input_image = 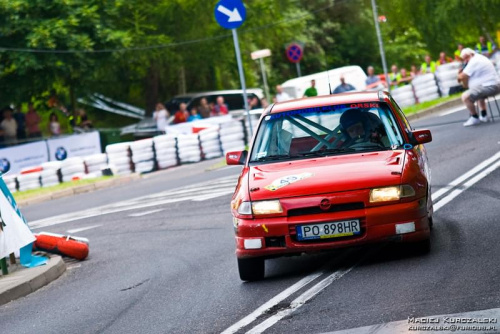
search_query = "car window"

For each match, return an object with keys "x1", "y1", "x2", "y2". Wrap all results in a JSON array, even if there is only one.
[{"x1": 249, "y1": 102, "x2": 405, "y2": 162}]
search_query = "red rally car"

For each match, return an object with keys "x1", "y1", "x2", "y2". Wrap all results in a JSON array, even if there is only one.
[{"x1": 226, "y1": 91, "x2": 433, "y2": 281}]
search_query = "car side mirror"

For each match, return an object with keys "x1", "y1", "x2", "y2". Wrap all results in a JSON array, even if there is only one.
[
  {"x1": 226, "y1": 150, "x2": 248, "y2": 165},
  {"x1": 410, "y1": 129, "x2": 432, "y2": 145}
]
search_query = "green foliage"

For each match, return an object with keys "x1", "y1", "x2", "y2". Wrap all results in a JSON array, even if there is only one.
[{"x1": 0, "y1": 0, "x2": 498, "y2": 117}]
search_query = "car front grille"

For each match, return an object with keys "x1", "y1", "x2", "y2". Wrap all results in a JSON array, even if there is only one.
[{"x1": 287, "y1": 202, "x2": 365, "y2": 217}]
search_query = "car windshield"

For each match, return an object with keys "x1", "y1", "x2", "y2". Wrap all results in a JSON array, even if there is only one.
[{"x1": 249, "y1": 102, "x2": 405, "y2": 162}]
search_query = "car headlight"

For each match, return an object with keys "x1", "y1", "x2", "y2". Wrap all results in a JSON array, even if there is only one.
[
  {"x1": 251, "y1": 200, "x2": 283, "y2": 215},
  {"x1": 370, "y1": 185, "x2": 415, "y2": 203}
]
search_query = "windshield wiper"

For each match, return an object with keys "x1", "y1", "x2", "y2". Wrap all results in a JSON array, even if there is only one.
[
  {"x1": 252, "y1": 154, "x2": 291, "y2": 162},
  {"x1": 297, "y1": 148, "x2": 356, "y2": 157}
]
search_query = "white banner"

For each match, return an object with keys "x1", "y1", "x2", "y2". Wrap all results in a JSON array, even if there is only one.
[
  {"x1": 47, "y1": 132, "x2": 102, "y2": 161},
  {"x1": 0, "y1": 176, "x2": 35, "y2": 259},
  {"x1": 0, "y1": 141, "x2": 49, "y2": 174}
]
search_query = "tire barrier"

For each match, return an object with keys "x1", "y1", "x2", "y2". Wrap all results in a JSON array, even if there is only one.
[
  {"x1": 130, "y1": 139, "x2": 155, "y2": 174},
  {"x1": 60, "y1": 157, "x2": 86, "y2": 183},
  {"x1": 83, "y1": 154, "x2": 108, "y2": 175},
  {"x1": 3, "y1": 174, "x2": 18, "y2": 193},
  {"x1": 412, "y1": 73, "x2": 441, "y2": 103},
  {"x1": 153, "y1": 134, "x2": 178, "y2": 170},
  {"x1": 245, "y1": 118, "x2": 260, "y2": 144},
  {"x1": 435, "y1": 62, "x2": 461, "y2": 97},
  {"x1": 199, "y1": 127, "x2": 222, "y2": 160},
  {"x1": 17, "y1": 171, "x2": 41, "y2": 192},
  {"x1": 219, "y1": 120, "x2": 246, "y2": 155},
  {"x1": 40, "y1": 161, "x2": 62, "y2": 188},
  {"x1": 390, "y1": 85, "x2": 416, "y2": 108},
  {"x1": 177, "y1": 134, "x2": 201, "y2": 163},
  {"x1": 106, "y1": 142, "x2": 133, "y2": 175}
]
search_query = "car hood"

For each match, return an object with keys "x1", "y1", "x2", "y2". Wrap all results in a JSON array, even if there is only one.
[{"x1": 248, "y1": 150, "x2": 405, "y2": 201}]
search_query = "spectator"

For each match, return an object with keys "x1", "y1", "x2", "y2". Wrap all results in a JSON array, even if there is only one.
[
  {"x1": 198, "y1": 98, "x2": 211, "y2": 119},
  {"x1": 410, "y1": 65, "x2": 420, "y2": 78},
  {"x1": 13, "y1": 107, "x2": 26, "y2": 141},
  {"x1": 48, "y1": 112, "x2": 61, "y2": 137},
  {"x1": 389, "y1": 64, "x2": 399, "y2": 86},
  {"x1": 303, "y1": 80, "x2": 318, "y2": 97},
  {"x1": 1, "y1": 108, "x2": 17, "y2": 145},
  {"x1": 261, "y1": 97, "x2": 269, "y2": 109},
  {"x1": 213, "y1": 96, "x2": 229, "y2": 116},
  {"x1": 153, "y1": 102, "x2": 169, "y2": 133},
  {"x1": 438, "y1": 52, "x2": 453, "y2": 65},
  {"x1": 365, "y1": 66, "x2": 386, "y2": 89},
  {"x1": 248, "y1": 96, "x2": 260, "y2": 110},
  {"x1": 78, "y1": 108, "x2": 93, "y2": 129},
  {"x1": 476, "y1": 36, "x2": 497, "y2": 58},
  {"x1": 188, "y1": 107, "x2": 202, "y2": 122},
  {"x1": 275, "y1": 85, "x2": 291, "y2": 102},
  {"x1": 454, "y1": 44, "x2": 464, "y2": 61},
  {"x1": 25, "y1": 103, "x2": 42, "y2": 138},
  {"x1": 173, "y1": 103, "x2": 189, "y2": 124},
  {"x1": 332, "y1": 74, "x2": 355, "y2": 94},
  {"x1": 420, "y1": 55, "x2": 437, "y2": 74},
  {"x1": 397, "y1": 68, "x2": 413, "y2": 87},
  {"x1": 458, "y1": 48, "x2": 500, "y2": 127}
]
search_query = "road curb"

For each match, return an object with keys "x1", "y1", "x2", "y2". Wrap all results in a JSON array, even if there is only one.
[
  {"x1": 406, "y1": 96, "x2": 463, "y2": 121},
  {"x1": 17, "y1": 174, "x2": 141, "y2": 207},
  {"x1": 0, "y1": 255, "x2": 66, "y2": 306}
]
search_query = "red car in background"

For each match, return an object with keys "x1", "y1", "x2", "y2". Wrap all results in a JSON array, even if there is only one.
[{"x1": 226, "y1": 91, "x2": 433, "y2": 281}]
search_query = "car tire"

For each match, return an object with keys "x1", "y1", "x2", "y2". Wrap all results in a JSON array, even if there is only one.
[{"x1": 238, "y1": 257, "x2": 265, "y2": 281}]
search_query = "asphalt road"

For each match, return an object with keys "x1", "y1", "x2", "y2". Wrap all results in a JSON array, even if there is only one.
[{"x1": 2, "y1": 105, "x2": 500, "y2": 334}]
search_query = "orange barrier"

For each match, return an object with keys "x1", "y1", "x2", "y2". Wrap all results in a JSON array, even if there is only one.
[{"x1": 34, "y1": 233, "x2": 89, "y2": 260}]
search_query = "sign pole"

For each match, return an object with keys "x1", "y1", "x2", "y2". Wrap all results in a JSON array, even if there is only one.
[
  {"x1": 296, "y1": 62, "x2": 302, "y2": 77},
  {"x1": 232, "y1": 28, "x2": 253, "y2": 136},
  {"x1": 371, "y1": 0, "x2": 390, "y2": 93},
  {"x1": 259, "y1": 58, "x2": 270, "y2": 103}
]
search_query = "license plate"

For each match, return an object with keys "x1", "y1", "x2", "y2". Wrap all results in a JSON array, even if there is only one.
[{"x1": 297, "y1": 220, "x2": 361, "y2": 241}]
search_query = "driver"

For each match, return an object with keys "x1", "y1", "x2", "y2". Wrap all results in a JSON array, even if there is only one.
[{"x1": 339, "y1": 109, "x2": 386, "y2": 147}]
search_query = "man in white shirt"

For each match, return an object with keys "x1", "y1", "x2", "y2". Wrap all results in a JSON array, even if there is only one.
[
  {"x1": 459, "y1": 48, "x2": 500, "y2": 127},
  {"x1": 1, "y1": 108, "x2": 18, "y2": 145},
  {"x1": 275, "y1": 85, "x2": 291, "y2": 103}
]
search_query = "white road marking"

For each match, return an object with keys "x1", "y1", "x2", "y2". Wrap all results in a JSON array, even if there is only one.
[
  {"x1": 438, "y1": 105, "x2": 464, "y2": 117},
  {"x1": 220, "y1": 272, "x2": 323, "y2": 334},
  {"x1": 432, "y1": 151, "x2": 500, "y2": 202},
  {"x1": 246, "y1": 266, "x2": 356, "y2": 334},
  {"x1": 28, "y1": 175, "x2": 238, "y2": 229},
  {"x1": 67, "y1": 225, "x2": 101, "y2": 234},
  {"x1": 128, "y1": 209, "x2": 164, "y2": 217},
  {"x1": 434, "y1": 159, "x2": 500, "y2": 212}
]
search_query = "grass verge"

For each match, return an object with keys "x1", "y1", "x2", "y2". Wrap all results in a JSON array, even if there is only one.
[
  {"x1": 403, "y1": 94, "x2": 461, "y2": 115},
  {"x1": 13, "y1": 176, "x2": 115, "y2": 202}
]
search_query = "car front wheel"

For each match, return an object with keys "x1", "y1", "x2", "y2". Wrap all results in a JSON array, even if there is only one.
[{"x1": 238, "y1": 257, "x2": 265, "y2": 281}]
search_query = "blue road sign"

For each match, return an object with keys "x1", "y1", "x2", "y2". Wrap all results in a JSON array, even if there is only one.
[
  {"x1": 286, "y1": 43, "x2": 303, "y2": 64},
  {"x1": 214, "y1": 0, "x2": 246, "y2": 30}
]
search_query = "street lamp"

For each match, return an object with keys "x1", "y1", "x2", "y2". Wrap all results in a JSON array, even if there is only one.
[
  {"x1": 251, "y1": 49, "x2": 271, "y2": 103},
  {"x1": 371, "y1": 0, "x2": 390, "y2": 93}
]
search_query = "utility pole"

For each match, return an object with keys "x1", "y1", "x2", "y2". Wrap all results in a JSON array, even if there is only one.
[{"x1": 371, "y1": 0, "x2": 390, "y2": 93}]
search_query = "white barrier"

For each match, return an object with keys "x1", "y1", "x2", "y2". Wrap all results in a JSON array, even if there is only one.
[
  {"x1": 199, "y1": 127, "x2": 222, "y2": 160},
  {"x1": 390, "y1": 85, "x2": 416, "y2": 108},
  {"x1": 130, "y1": 139, "x2": 155, "y2": 174},
  {"x1": 106, "y1": 142, "x2": 133, "y2": 175},
  {"x1": 17, "y1": 172, "x2": 41, "y2": 192},
  {"x1": 40, "y1": 161, "x2": 62, "y2": 187},
  {"x1": 153, "y1": 134, "x2": 178, "y2": 169},
  {"x1": 83, "y1": 154, "x2": 108, "y2": 174},
  {"x1": 219, "y1": 121, "x2": 246, "y2": 154},
  {"x1": 412, "y1": 73, "x2": 440, "y2": 103},
  {"x1": 3, "y1": 174, "x2": 17, "y2": 193},
  {"x1": 177, "y1": 134, "x2": 201, "y2": 163},
  {"x1": 435, "y1": 62, "x2": 461, "y2": 97},
  {"x1": 60, "y1": 157, "x2": 86, "y2": 182}
]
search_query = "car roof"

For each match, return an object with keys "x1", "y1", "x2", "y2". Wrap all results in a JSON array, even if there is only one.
[{"x1": 269, "y1": 91, "x2": 387, "y2": 114}]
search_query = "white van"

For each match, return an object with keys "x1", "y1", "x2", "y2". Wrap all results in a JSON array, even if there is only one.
[{"x1": 281, "y1": 65, "x2": 367, "y2": 99}]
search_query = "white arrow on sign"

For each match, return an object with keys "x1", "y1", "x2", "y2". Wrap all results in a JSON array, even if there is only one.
[{"x1": 217, "y1": 5, "x2": 242, "y2": 22}]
